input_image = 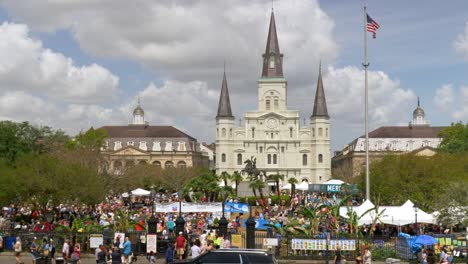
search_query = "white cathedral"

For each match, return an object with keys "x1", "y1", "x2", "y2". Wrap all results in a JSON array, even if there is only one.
[{"x1": 215, "y1": 11, "x2": 331, "y2": 184}]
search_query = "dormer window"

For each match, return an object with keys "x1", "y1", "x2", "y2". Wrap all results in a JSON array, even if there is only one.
[
  {"x1": 177, "y1": 142, "x2": 186, "y2": 151},
  {"x1": 152, "y1": 141, "x2": 161, "y2": 151},
  {"x1": 165, "y1": 141, "x2": 173, "y2": 151},
  {"x1": 114, "y1": 141, "x2": 122, "y2": 151},
  {"x1": 269, "y1": 56, "x2": 275, "y2": 68},
  {"x1": 127, "y1": 141, "x2": 134, "y2": 146},
  {"x1": 139, "y1": 141, "x2": 147, "y2": 151}
]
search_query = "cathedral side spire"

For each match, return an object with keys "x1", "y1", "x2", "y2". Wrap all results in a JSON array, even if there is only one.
[
  {"x1": 216, "y1": 70, "x2": 234, "y2": 119},
  {"x1": 261, "y1": 11, "x2": 284, "y2": 78},
  {"x1": 311, "y1": 63, "x2": 329, "y2": 119}
]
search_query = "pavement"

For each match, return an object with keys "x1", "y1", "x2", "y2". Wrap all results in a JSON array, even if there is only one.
[{"x1": 0, "y1": 252, "x2": 410, "y2": 263}]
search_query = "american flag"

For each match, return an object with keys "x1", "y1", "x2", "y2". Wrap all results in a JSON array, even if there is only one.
[{"x1": 366, "y1": 14, "x2": 380, "y2": 39}]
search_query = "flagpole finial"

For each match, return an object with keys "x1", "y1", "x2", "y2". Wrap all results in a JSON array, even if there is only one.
[
  {"x1": 319, "y1": 59, "x2": 322, "y2": 73},
  {"x1": 271, "y1": 0, "x2": 274, "y2": 11}
]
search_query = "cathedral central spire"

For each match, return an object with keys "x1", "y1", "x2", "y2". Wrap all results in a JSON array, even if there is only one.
[{"x1": 261, "y1": 11, "x2": 283, "y2": 78}]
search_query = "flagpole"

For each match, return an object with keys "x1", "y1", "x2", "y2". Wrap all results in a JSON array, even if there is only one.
[{"x1": 363, "y1": 6, "x2": 370, "y2": 201}]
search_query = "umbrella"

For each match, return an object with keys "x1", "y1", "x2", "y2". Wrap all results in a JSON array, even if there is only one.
[{"x1": 413, "y1": 235, "x2": 438, "y2": 246}]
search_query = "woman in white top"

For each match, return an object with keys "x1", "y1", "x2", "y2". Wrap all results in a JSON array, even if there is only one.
[
  {"x1": 363, "y1": 248, "x2": 372, "y2": 264},
  {"x1": 14, "y1": 237, "x2": 22, "y2": 264}
]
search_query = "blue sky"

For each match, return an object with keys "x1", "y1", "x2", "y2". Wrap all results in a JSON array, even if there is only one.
[{"x1": 0, "y1": 0, "x2": 466, "y2": 151}]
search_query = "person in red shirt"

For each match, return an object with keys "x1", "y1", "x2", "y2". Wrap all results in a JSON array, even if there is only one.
[{"x1": 175, "y1": 232, "x2": 186, "y2": 260}]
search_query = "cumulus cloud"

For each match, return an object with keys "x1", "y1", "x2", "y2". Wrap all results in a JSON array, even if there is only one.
[
  {"x1": 454, "y1": 22, "x2": 468, "y2": 60},
  {"x1": 434, "y1": 84, "x2": 455, "y2": 111},
  {"x1": 435, "y1": 84, "x2": 468, "y2": 121},
  {"x1": 120, "y1": 81, "x2": 219, "y2": 141},
  {"x1": 324, "y1": 66, "x2": 416, "y2": 129},
  {"x1": 0, "y1": 22, "x2": 119, "y2": 103},
  {"x1": 1, "y1": 0, "x2": 338, "y2": 91}
]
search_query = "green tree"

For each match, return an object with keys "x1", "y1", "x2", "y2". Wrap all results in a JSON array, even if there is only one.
[
  {"x1": 231, "y1": 171, "x2": 243, "y2": 196},
  {"x1": 288, "y1": 177, "x2": 298, "y2": 202},
  {"x1": 437, "y1": 122, "x2": 468, "y2": 154},
  {"x1": 0, "y1": 121, "x2": 68, "y2": 163},
  {"x1": 269, "y1": 174, "x2": 284, "y2": 198},
  {"x1": 187, "y1": 168, "x2": 220, "y2": 202},
  {"x1": 360, "y1": 153, "x2": 468, "y2": 211}
]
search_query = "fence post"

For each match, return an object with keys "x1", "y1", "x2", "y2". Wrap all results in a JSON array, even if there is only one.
[{"x1": 246, "y1": 216, "x2": 256, "y2": 249}]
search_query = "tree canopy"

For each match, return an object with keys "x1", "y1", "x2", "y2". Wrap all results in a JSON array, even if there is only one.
[
  {"x1": 360, "y1": 153, "x2": 468, "y2": 216},
  {"x1": 437, "y1": 122, "x2": 468, "y2": 154}
]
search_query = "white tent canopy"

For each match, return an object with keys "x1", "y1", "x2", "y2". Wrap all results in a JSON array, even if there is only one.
[
  {"x1": 323, "y1": 179, "x2": 345, "y2": 185},
  {"x1": 296, "y1": 181, "x2": 309, "y2": 191},
  {"x1": 131, "y1": 188, "x2": 151, "y2": 196},
  {"x1": 340, "y1": 199, "x2": 436, "y2": 226},
  {"x1": 280, "y1": 184, "x2": 291, "y2": 190}
]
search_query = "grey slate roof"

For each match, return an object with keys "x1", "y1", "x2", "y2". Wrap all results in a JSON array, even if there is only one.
[
  {"x1": 311, "y1": 67, "x2": 329, "y2": 119},
  {"x1": 261, "y1": 11, "x2": 284, "y2": 78},
  {"x1": 100, "y1": 125, "x2": 196, "y2": 141},
  {"x1": 361, "y1": 126, "x2": 446, "y2": 138},
  {"x1": 216, "y1": 71, "x2": 234, "y2": 119}
]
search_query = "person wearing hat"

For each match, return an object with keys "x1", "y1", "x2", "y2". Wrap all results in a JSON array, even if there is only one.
[
  {"x1": 175, "y1": 232, "x2": 186, "y2": 260},
  {"x1": 30, "y1": 237, "x2": 38, "y2": 264}
]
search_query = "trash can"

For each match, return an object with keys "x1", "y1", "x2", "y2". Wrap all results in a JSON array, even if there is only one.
[
  {"x1": 5, "y1": 237, "x2": 15, "y2": 250},
  {"x1": 55, "y1": 257, "x2": 64, "y2": 264},
  {"x1": 36, "y1": 257, "x2": 49, "y2": 264}
]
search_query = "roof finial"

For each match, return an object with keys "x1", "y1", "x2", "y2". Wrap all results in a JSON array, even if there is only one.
[
  {"x1": 137, "y1": 96, "x2": 141, "y2": 106},
  {"x1": 272, "y1": 0, "x2": 274, "y2": 12},
  {"x1": 224, "y1": 60, "x2": 226, "y2": 73},
  {"x1": 417, "y1": 96, "x2": 420, "y2": 107},
  {"x1": 319, "y1": 59, "x2": 322, "y2": 74}
]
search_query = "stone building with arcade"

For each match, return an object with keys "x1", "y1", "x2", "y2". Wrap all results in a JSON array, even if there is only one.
[{"x1": 99, "y1": 102, "x2": 209, "y2": 174}]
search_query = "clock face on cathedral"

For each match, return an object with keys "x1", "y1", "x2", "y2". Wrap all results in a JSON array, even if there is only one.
[{"x1": 267, "y1": 118, "x2": 279, "y2": 129}]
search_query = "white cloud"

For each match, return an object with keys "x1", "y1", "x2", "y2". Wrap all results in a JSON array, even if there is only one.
[
  {"x1": 0, "y1": 22, "x2": 119, "y2": 104},
  {"x1": 1, "y1": 0, "x2": 338, "y2": 90},
  {"x1": 455, "y1": 22, "x2": 468, "y2": 60},
  {"x1": 122, "y1": 81, "x2": 219, "y2": 141},
  {"x1": 434, "y1": 84, "x2": 468, "y2": 122},
  {"x1": 324, "y1": 66, "x2": 416, "y2": 130},
  {"x1": 434, "y1": 84, "x2": 454, "y2": 111}
]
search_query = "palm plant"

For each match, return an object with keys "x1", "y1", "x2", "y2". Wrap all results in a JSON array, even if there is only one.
[
  {"x1": 231, "y1": 171, "x2": 243, "y2": 196},
  {"x1": 346, "y1": 206, "x2": 375, "y2": 237},
  {"x1": 301, "y1": 204, "x2": 327, "y2": 237},
  {"x1": 112, "y1": 209, "x2": 145, "y2": 233},
  {"x1": 269, "y1": 174, "x2": 284, "y2": 198},
  {"x1": 368, "y1": 195, "x2": 386, "y2": 237},
  {"x1": 324, "y1": 196, "x2": 350, "y2": 237},
  {"x1": 287, "y1": 177, "x2": 298, "y2": 201},
  {"x1": 248, "y1": 178, "x2": 266, "y2": 201}
]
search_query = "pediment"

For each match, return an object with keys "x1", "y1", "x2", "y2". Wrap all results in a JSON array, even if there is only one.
[
  {"x1": 257, "y1": 112, "x2": 285, "y2": 119},
  {"x1": 113, "y1": 145, "x2": 147, "y2": 155}
]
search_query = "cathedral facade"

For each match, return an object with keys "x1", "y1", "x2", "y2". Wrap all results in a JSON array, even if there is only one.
[{"x1": 215, "y1": 11, "x2": 331, "y2": 184}]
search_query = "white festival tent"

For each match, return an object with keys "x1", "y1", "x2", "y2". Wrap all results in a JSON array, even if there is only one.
[
  {"x1": 381, "y1": 200, "x2": 436, "y2": 225},
  {"x1": 280, "y1": 182, "x2": 309, "y2": 191},
  {"x1": 340, "y1": 199, "x2": 436, "y2": 226},
  {"x1": 130, "y1": 188, "x2": 151, "y2": 196},
  {"x1": 296, "y1": 181, "x2": 310, "y2": 191},
  {"x1": 323, "y1": 179, "x2": 345, "y2": 185}
]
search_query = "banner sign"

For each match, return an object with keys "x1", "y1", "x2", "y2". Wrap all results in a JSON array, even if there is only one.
[
  {"x1": 89, "y1": 234, "x2": 103, "y2": 249},
  {"x1": 242, "y1": 219, "x2": 269, "y2": 230},
  {"x1": 146, "y1": 234, "x2": 157, "y2": 254},
  {"x1": 291, "y1": 239, "x2": 356, "y2": 251},
  {"x1": 155, "y1": 202, "x2": 222, "y2": 213},
  {"x1": 224, "y1": 202, "x2": 249, "y2": 213},
  {"x1": 263, "y1": 238, "x2": 278, "y2": 247},
  {"x1": 231, "y1": 234, "x2": 242, "y2": 248}
]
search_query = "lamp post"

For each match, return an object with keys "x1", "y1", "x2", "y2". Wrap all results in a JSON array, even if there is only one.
[
  {"x1": 218, "y1": 190, "x2": 228, "y2": 238},
  {"x1": 175, "y1": 190, "x2": 185, "y2": 235},
  {"x1": 325, "y1": 216, "x2": 330, "y2": 264},
  {"x1": 413, "y1": 204, "x2": 419, "y2": 235}
]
